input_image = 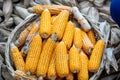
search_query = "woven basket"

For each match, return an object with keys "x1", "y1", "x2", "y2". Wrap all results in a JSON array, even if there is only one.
[{"x1": 5, "y1": 7, "x2": 104, "y2": 80}]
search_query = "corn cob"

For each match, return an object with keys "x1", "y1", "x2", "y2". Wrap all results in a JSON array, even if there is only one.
[
  {"x1": 10, "y1": 43, "x2": 25, "y2": 72},
  {"x1": 66, "y1": 72, "x2": 74, "y2": 80},
  {"x1": 37, "y1": 34, "x2": 57, "y2": 78},
  {"x1": 87, "y1": 30, "x2": 96, "y2": 45},
  {"x1": 78, "y1": 50, "x2": 88, "y2": 80},
  {"x1": 30, "y1": 5, "x2": 71, "y2": 15},
  {"x1": 55, "y1": 41, "x2": 69, "y2": 78},
  {"x1": 15, "y1": 25, "x2": 32, "y2": 47},
  {"x1": 62, "y1": 21, "x2": 74, "y2": 49},
  {"x1": 40, "y1": 9, "x2": 51, "y2": 38},
  {"x1": 21, "y1": 22, "x2": 39, "y2": 54},
  {"x1": 81, "y1": 31, "x2": 93, "y2": 55},
  {"x1": 52, "y1": 10, "x2": 69, "y2": 40},
  {"x1": 47, "y1": 45, "x2": 57, "y2": 80},
  {"x1": 69, "y1": 45, "x2": 80, "y2": 73},
  {"x1": 25, "y1": 34, "x2": 42, "y2": 74},
  {"x1": 73, "y1": 28, "x2": 83, "y2": 50},
  {"x1": 89, "y1": 40, "x2": 105, "y2": 72}
]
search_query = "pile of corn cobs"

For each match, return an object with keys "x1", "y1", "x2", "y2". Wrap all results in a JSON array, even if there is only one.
[
  {"x1": 10, "y1": 6, "x2": 105, "y2": 80},
  {"x1": 0, "y1": 0, "x2": 120, "y2": 80}
]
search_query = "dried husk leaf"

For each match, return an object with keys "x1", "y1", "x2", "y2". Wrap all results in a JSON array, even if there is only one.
[
  {"x1": 110, "y1": 28, "x2": 120, "y2": 45},
  {"x1": 3, "y1": 0, "x2": 13, "y2": 22}
]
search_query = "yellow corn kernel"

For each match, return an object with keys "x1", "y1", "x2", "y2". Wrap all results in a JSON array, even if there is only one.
[
  {"x1": 55, "y1": 41, "x2": 69, "y2": 78},
  {"x1": 15, "y1": 25, "x2": 32, "y2": 47},
  {"x1": 81, "y1": 31, "x2": 93, "y2": 55},
  {"x1": 47, "y1": 46, "x2": 57, "y2": 80},
  {"x1": 33, "y1": 5, "x2": 71, "y2": 15},
  {"x1": 21, "y1": 22, "x2": 39, "y2": 54},
  {"x1": 69, "y1": 45, "x2": 80, "y2": 73},
  {"x1": 37, "y1": 34, "x2": 57, "y2": 77},
  {"x1": 52, "y1": 10, "x2": 69, "y2": 40},
  {"x1": 10, "y1": 43, "x2": 25, "y2": 72},
  {"x1": 87, "y1": 30, "x2": 96, "y2": 45},
  {"x1": 62, "y1": 21, "x2": 74, "y2": 49},
  {"x1": 73, "y1": 28, "x2": 83, "y2": 50},
  {"x1": 78, "y1": 50, "x2": 88, "y2": 80},
  {"x1": 66, "y1": 72, "x2": 74, "y2": 80},
  {"x1": 89, "y1": 40, "x2": 105, "y2": 72},
  {"x1": 40, "y1": 9, "x2": 51, "y2": 38},
  {"x1": 25, "y1": 34, "x2": 42, "y2": 74},
  {"x1": 51, "y1": 16, "x2": 58, "y2": 25}
]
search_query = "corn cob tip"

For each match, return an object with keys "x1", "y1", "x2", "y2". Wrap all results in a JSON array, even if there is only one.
[
  {"x1": 26, "y1": 71, "x2": 31, "y2": 75},
  {"x1": 42, "y1": 33, "x2": 49, "y2": 39},
  {"x1": 10, "y1": 43, "x2": 15, "y2": 50},
  {"x1": 50, "y1": 33, "x2": 57, "y2": 41},
  {"x1": 38, "y1": 76, "x2": 43, "y2": 80},
  {"x1": 14, "y1": 40, "x2": 19, "y2": 46},
  {"x1": 44, "y1": 8, "x2": 49, "y2": 12},
  {"x1": 60, "y1": 41, "x2": 64, "y2": 44},
  {"x1": 72, "y1": 45, "x2": 75, "y2": 48},
  {"x1": 27, "y1": 7, "x2": 34, "y2": 13}
]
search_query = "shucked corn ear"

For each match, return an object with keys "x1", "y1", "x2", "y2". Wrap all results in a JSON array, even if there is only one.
[
  {"x1": 47, "y1": 45, "x2": 57, "y2": 80},
  {"x1": 78, "y1": 50, "x2": 89, "y2": 80},
  {"x1": 89, "y1": 40, "x2": 105, "y2": 72},
  {"x1": 21, "y1": 22, "x2": 39, "y2": 54},
  {"x1": 30, "y1": 5, "x2": 71, "y2": 15},
  {"x1": 55, "y1": 41, "x2": 69, "y2": 78},
  {"x1": 15, "y1": 25, "x2": 32, "y2": 47},
  {"x1": 52, "y1": 10, "x2": 69, "y2": 40},
  {"x1": 10, "y1": 43, "x2": 25, "y2": 72},
  {"x1": 87, "y1": 30, "x2": 96, "y2": 45},
  {"x1": 37, "y1": 34, "x2": 57, "y2": 77},
  {"x1": 40, "y1": 9, "x2": 51, "y2": 38},
  {"x1": 62, "y1": 21, "x2": 74, "y2": 49},
  {"x1": 66, "y1": 72, "x2": 74, "y2": 80},
  {"x1": 81, "y1": 31, "x2": 93, "y2": 55},
  {"x1": 25, "y1": 34, "x2": 42, "y2": 74},
  {"x1": 73, "y1": 28, "x2": 83, "y2": 50},
  {"x1": 69, "y1": 45, "x2": 80, "y2": 73}
]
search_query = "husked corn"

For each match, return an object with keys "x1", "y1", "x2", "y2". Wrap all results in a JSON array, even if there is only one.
[
  {"x1": 47, "y1": 45, "x2": 57, "y2": 80},
  {"x1": 55, "y1": 41, "x2": 69, "y2": 78},
  {"x1": 10, "y1": 43, "x2": 25, "y2": 72},
  {"x1": 62, "y1": 21, "x2": 74, "y2": 49},
  {"x1": 21, "y1": 22, "x2": 39, "y2": 54},
  {"x1": 15, "y1": 25, "x2": 32, "y2": 47},
  {"x1": 52, "y1": 10, "x2": 69, "y2": 40},
  {"x1": 81, "y1": 31, "x2": 93, "y2": 55},
  {"x1": 78, "y1": 50, "x2": 88, "y2": 80},
  {"x1": 69, "y1": 45, "x2": 80, "y2": 73},
  {"x1": 25, "y1": 34, "x2": 42, "y2": 74},
  {"x1": 89, "y1": 40, "x2": 105, "y2": 72},
  {"x1": 87, "y1": 30, "x2": 96, "y2": 45},
  {"x1": 33, "y1": 5, "x2": 71, "y2": 14},
  {"x1": 73, "y1": 28, "x2": 83, "y2": 50},
  {"x1": 37, "y1": 34, "x2": 57, "y2": 77},
  {"x1": 40, "y1": 9, "x2": 51, "y2": 38}
]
